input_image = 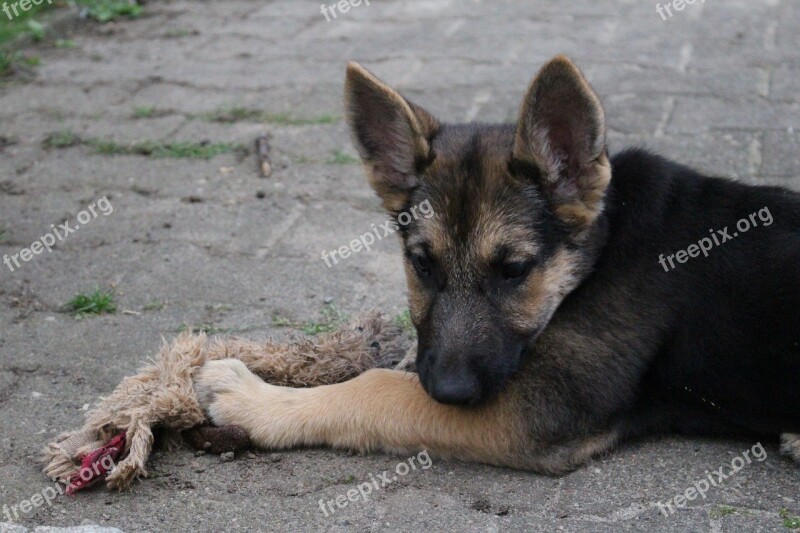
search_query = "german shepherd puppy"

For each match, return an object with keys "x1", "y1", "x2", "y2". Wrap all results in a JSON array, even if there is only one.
[{"x1": 196, "y1": 55, "x2": 800, "y2": 474}]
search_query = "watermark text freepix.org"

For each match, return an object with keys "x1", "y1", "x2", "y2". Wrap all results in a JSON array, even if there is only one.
[
  {"x1": 656, "y1": 0, "x2": 706, "y2": 21},
  {"x1": 2, "y1": 0, "x2": 54, "y2": 20},
  {"x1": 2, "y1": 455, "x2": 116, "y2": 522},
  {"x1": 318, "y1": 450, "x2": 432, "y2": 516},
  {"x1": 3, "y1": 196, "x2": 113, "y2": 273},
  {"x1": 320, "y1": 0, "x2": 370, "y2": 22},
  {"x1": 658, "y1": 206, "x2": 772, "y2": 272},
  {"x1": 657, "y1": 442, "x2": 766, "y2": 516},
  {"x1": 321, "y1": 199, "x2": 434, "y2": 267}
]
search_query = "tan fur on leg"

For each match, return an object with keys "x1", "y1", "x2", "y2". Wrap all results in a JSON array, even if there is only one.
[
  {"x1": 196, "y1": 361, "x2": 529, "y2": 467},
  {"x1": 196, "y1": 360, "x2": 619, "y2": 473}
]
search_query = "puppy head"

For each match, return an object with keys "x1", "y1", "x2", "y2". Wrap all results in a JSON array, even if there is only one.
[{"x1": 345, "y1": 56, "x2": 611, "y2": 405}]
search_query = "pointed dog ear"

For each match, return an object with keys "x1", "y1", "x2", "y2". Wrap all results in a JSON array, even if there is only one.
[
  {"x1": 345, "y1": 62, "x2": 439, "y2": 213},
  {"x1": 513, "y1": 55, "x2": 611, "y2": 231}
]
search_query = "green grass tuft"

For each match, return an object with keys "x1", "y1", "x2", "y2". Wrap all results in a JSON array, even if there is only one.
[
  {"x1": 0, "y1": 2, "x2": 51, "y2": 46},
  {"x1": 263, "y1": 113, "x2": 338, "y2": 126},
  {"x1": 780, "y1": 508, "x2": 800, "y2": 529},
  {"x1": 0, "y1": 51, "x2": 12, "y2": 77},
  {"x1": 44, "y1": 129, "x2": 82, "y2": 148},
  {"x1": 272, "y1": 303, "x2": 349, "y2": 336},
  {"x1": 87, "y1": 139, "x2": 246, "y2": 159},
  {"x1": 326, "y1": 149, "x2": 359, "y2": 165},
  {"x1": 26, "y1": 19, "x2": 45, "y2": 42},
  {"x1": 0, "y1": 49, "x2": 42, "y2": 77},
  {"x1": 131, "y1": 105, "x2": 156, "y2": 118},
  {"x1": 54, "y1": 38, "x2": 77, "y2": 48},
  {"x1": 143, "y1": 301, "x2": 164, "y2": 311},
  {"x1": 203, "y1": 106, "x2": 263, "y2": 123},
  {"x1": 68, "y1": 290, "x2": 117, "y2": 316},
  {"x1": 163, "y1": 28, "x2": 196, "y2": 38},
  {"x1": 177, "y1": 323, "x2": 224, "y2": 335},
  {"x1": 393, "y1": 309, "x2": 416, "y2": 336},
  {"x1": 175, "y1": 322, "x2": 264, "y2": 336},
  {"x1": 75, "y1": 0, "x2": 142, "y2": 22},
  {"x1": 0, "y1": 0, "x2": 54, "y2": 76},
  {"x1": 44, "y1": 131, "x2": 246, "y2": 159},
  {"x1": 201, "y1": 107, "x2": 339, "y2": 125},
  {"x1": 709, "y1": 505, "x2": 737, "y2": 519},
  {"x1": 0, "y1": 1, "x2": 141, "y2": 77}
]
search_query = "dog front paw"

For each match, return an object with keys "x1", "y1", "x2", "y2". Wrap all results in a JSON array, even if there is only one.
[{"x1": 194, "y1": 359, "x2": 265, "y2": 428}]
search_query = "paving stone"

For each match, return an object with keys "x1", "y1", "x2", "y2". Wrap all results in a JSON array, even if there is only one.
[
  {"x1": 761, "y1": 129, "x2": 800, "y2": 177},
  {"x1": 0, "y1": 0, "x2": 798, "y2": 531}
]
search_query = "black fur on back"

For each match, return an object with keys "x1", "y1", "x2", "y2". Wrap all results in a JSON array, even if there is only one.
[{"x1": 593, "y1": 148, "x2": 800, "y2": 439}]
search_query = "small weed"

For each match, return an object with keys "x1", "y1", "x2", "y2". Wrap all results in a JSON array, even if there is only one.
[
  {"x1": 780, "y1": 508, "x2": 800, "y2": 529},
  {"x1": 0, "y1": 228, "x2": 7, "y2": 242},
  {"x1": 44, "y1": 129, "x2": 82, "y2": 148},
  {"x1": 271, "y1": 315, "x2": 294, "y2": 328},
  {"x1": 177, "y1": 323, "x2": 224, "y2": 335},
  {"x1": 86, "y1": 138, "x2": 247, "y2": 159},
  {"x1": 393, "y1": 309, "x2": 416, "y2": 335},
  {"x1": 0, "y1": 51, "x2": 40, "y2": 77},
  {"x1": 0, "y1": 0, "x2": 81, "y2": 76},
  {"x1": 710, "y1": 505, "x2": 737, "y2": 519},
  {"x1": 26, "y1": 20, "x2": 45, "y2": 42},
  {"x1": 302, "y1": 303, "x2": 349, "y2": 335},
  {"x1": 143, "y1": 301, "x2": 164, "y2": 311},
  {"x1": 201, "y1": 107, "x2": 338, "y2": 126},
  {"x1": 132, "y1": 106, "x2": 156, "y2": 119},
  {"x1": 76, "y1": 0, "x2": 142, "y2": 23},
  {"x1": 163, "y1": 28, "x2": 196, "y2": 38},
  {"x1": 0, "y1": 51, "x2": 12, "y2": 77},
  {"x1": 203, "y1": 106, "x2": 263, "y2": 123},
  {"x1": 175, "y1": 323, "x2": 264, "y2": 335},
  {"x1": 326, "y1": 149, "x2": 359, "y2": 165},
  {"x1": 206, "y1": 303, "x2": 232, "y2": 313},
  {"x1": 264, "y1": 113, "x2": 338, "y2": 126},
  {"x1": 0, "y1": 2, "x2": 51, "y2": 48},
  {"x1": 68, "y1": 290, "x2": 117, "y2": 316},
  {"x1": 272, "y1": 303, "x2": 349, "y2": 336},
  {"x1": 54, "y1": 39, "x2": 77, "y2": 49}
]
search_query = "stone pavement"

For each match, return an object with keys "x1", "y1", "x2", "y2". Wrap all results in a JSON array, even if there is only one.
[{"x1": 1, "y1": 0, "x2": 799, "y2": 531}]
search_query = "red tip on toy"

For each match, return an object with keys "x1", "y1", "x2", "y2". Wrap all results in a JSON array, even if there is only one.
[{"x1": 65, "y1": 431, "x2": 126, "y2": 495}]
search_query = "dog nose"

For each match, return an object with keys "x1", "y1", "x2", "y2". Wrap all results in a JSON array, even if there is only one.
[{"x1": 428, "y1": 372, "x2": 481, "y2": 405}]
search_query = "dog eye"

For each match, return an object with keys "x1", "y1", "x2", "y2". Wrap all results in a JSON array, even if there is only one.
[
  {"x1": 501, "y1": 260, "x2": 534, "y2": 281},
  {"x1": 411, "y1": 254, "x2": 432, "y2": 276}
]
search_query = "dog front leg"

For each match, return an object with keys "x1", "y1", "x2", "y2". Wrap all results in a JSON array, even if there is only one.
[{"x1": 195, "y1": 359, "x2": 532, "y2": 468}]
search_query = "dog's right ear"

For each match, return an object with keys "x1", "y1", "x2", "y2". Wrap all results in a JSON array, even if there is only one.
[
  {"x1": 345, "y1": 62, "x2": 439, "y2": 213},
  {"x1": 513, "y1": 55, "x2": 610, "y2": 233}
]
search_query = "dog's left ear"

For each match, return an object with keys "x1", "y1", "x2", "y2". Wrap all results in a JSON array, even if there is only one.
[
  {"x1": 345, "y1": 62, "x2": 439, "y2": 213},
  {"x1": 513, "y1": 55, "x2": 611, "y2": 231}
]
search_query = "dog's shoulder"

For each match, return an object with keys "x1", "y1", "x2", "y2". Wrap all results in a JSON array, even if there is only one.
[{"x1": 608, "y1": 146, "x2": 800, "y2": 228}]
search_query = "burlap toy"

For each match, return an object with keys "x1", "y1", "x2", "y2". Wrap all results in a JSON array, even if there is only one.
[{"x1": 42, "y1": 312, "x2": 416, "y2": 492}]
